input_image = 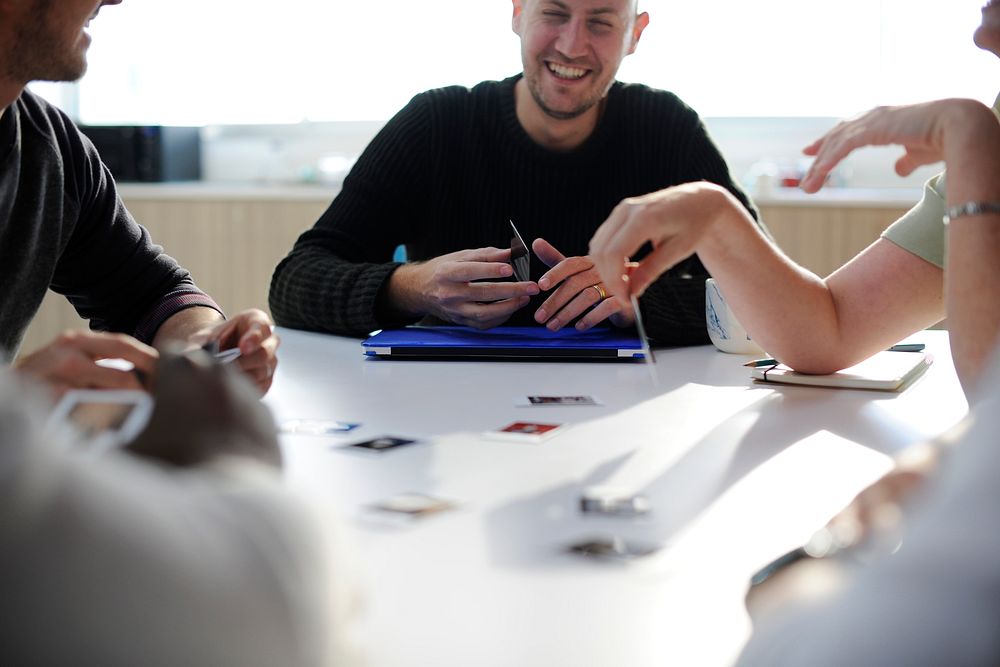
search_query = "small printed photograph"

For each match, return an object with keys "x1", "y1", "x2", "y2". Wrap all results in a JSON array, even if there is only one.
[
  {"x1": 368, "y1": 492, "x2": 457, "y2": 518},
  {"x1": 579, "y1": 489, "x2": 652, "y2": 517},
  {"x1": 69, "y1": 402, "x2": 135, "y2": 436},
  {"x1": 565, "y1": 536, "x2": 661, "y2": 562},
  {"x1": 346, "y1": 436, "x2": 419, "y2": 452},
  {"x1": 212, "y1": 347, "x2": 243, "y2": 364},
  {"x1": 280, "y1": 419, "x2": 361, "y2": 436},
  {"x1": 515, "y1": 395, "x2": 602, "y2": 407},
  {"x1": 502, "y1": 422, "x2": 561, "y2": 435},
  {"x1": 200, "y1": 340, "x2": 242, "y2": 364},
  {"x1": 483, "y1": 421, "x2": 565, "y2": 443}
]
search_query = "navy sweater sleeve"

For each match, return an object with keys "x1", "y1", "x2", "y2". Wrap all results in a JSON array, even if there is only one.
[
  {"x1": 0, "y1": 92, "x2": 221, "y2": 357},
  {"x1": 54, "y1": 123, "x2": 222, "y2": 342}
]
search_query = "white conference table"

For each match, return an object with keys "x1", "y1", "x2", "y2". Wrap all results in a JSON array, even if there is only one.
[{"x1": 264, "y1": 328, "x2": 967, "y2": 667}]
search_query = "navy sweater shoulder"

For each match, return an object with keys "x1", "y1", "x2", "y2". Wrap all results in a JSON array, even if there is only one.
[{"x1": 0, "y1": 91, "x2": 218, "y2": 359}]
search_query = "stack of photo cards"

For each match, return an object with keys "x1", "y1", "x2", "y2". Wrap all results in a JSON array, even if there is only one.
[
  {"x1": 280, "y1": 419, "x2": 361, "y2": 436},
  {"x1": 514, "y1": 395, "x2": 603, "y2": 407},
  {"x1": 361, "y1": 492, "x2": 459, "y2": 526},
  {"x1": 564, "y1": 536, "x2": 662, "y2": 563},
  {"x1": 579, "y1": 486, "x2": 651, "y2": 517},
  {"x1": 201, "y1": 340, "x2": 243, "y2": 365}
]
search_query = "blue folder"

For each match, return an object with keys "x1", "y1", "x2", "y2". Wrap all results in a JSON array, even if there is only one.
[{"x1": 361, "y1": 326, "x2": 646, "y2": 361}]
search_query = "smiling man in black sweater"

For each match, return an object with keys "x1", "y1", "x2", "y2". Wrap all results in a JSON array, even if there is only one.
[{"x1": 270, "y1": 0, "x2": 761, "y2": 345}]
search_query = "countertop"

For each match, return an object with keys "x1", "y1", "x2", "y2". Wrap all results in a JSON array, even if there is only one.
[{"x1": 117, "y1": 182, "x2": 923, "y2": 209}]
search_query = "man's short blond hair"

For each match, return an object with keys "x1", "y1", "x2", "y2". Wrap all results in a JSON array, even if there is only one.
[{"x1": 523, "y1": 0, "x2": 641, "y2": 14}]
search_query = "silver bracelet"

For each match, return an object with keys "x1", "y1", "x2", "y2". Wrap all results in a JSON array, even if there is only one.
[{"x1": 944, "y1": 201, "x2": 1000, "y2": 224}]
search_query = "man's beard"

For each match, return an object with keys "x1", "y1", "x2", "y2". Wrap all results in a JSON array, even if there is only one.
[
  {"x1": 5, "y1": 0, "x2": 88, "y2": 84},
  {"x1": 525, "y1": 68, "x2": 604, "y2": 121}
]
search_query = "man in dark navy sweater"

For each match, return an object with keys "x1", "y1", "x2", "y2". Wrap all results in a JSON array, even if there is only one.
[
  {"x1": 270, "y1": 0, "x2": 762, "y2": 345},
  {"x1": 0, "y1": 0, "x2": 280, "y2": 394}
]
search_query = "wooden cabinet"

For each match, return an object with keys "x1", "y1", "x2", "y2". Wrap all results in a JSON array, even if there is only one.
[
  {"x1": 759, "y1": 204, "x2": 911, "y2": 278},
  {"x1": 16, "y1": 188, "x2": 916, "y2": 356}
]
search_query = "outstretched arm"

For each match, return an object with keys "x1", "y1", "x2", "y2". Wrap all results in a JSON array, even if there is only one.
[
  {"x1": 803, "y1": 99, "x2": 1000, "y2": 393},
  {"x1": 590, "y1": 183, "x2": 943, "y2": 374}
]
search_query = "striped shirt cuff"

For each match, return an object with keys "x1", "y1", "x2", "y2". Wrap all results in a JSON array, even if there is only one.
[{"x1": 133, "y1": 292, "x2": 225, "y2": 344}]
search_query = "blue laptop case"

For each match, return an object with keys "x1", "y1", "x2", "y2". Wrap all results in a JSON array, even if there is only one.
[{"x1": 361, "y1": 326, "x2": 646, "y2": 361}]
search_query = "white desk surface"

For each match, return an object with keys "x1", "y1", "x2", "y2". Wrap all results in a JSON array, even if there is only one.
[{"x1": 264, "y1": 328, "x2": 966, "y2": 667}]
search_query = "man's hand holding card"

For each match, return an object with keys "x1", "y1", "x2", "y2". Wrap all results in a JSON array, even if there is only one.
[
  {"x1": 384, "y1": 245, "x2": 539, "y2": 330},
  {"x1": 531, "y1": 238, "x2": 635, "y2": 333}
]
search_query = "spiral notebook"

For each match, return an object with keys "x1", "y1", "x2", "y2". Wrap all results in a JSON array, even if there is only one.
[{"x1": 751, "y1": 351, "x2": 933, "y2": 391}]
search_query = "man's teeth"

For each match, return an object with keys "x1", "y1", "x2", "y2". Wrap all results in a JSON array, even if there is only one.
[{"x1": 548, "y1": 63, "x2": 587, "y2": 80}]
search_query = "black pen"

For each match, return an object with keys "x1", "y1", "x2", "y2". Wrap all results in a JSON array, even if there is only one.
[
  {"x1": 749, "y1": 546, "x2": 811, "y2": 587},
  {"x1": 749, "y1": 526, "x2": 857, "y2": 588},
  {"x1": 887, "y1": 343, "x2": 925, "y2": 352}
]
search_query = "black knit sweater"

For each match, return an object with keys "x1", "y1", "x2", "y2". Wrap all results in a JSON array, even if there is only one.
[{"x1": 270, "y1": 75, "x2": 760, "y2": 345}]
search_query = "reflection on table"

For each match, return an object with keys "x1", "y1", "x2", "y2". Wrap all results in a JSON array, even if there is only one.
[{"x1": 264, "y1": 328, "x2": 966, "y2": 667}]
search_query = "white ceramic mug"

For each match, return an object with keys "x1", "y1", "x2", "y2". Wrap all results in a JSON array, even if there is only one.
[{"x1": 706, "y1": 278, "x2": 764, "y2": 355}]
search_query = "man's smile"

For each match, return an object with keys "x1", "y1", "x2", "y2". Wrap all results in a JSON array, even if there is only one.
[{"x1": 546, "y1": 61, "x2": 591, "y2": 81}]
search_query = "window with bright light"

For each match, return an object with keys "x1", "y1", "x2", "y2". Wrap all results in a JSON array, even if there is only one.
[{"x1": 65, "y1": 0, "x2": 997, "y2": 124}]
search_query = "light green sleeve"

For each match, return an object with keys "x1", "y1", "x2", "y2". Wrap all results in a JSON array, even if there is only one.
[
  {"x1": 881, "y1": 172, "x2": 947, "y2": 269},
  {"x1": 879, "y1": 94, "x2": 999, "y2": 269}
]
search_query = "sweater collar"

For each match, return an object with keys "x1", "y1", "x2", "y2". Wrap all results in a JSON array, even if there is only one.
[{"x1": 498, "y1": 73, "x2": 621, "y2": 161}]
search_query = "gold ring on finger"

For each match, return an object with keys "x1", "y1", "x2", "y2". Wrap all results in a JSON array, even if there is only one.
[{"x1": 590, "y1": 284, "x2": 607, "y2": 302}]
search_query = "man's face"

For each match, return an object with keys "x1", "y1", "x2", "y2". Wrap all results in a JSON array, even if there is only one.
[
  {"x1": 4, "y1": 0, "x2": 122, "y2": 85},
  {"x1": 974, "y1": 0, "x2": 1000, "y2": 57},
  {"x1": 513, "y1": 0, "x2": 648, "y2": 121}
]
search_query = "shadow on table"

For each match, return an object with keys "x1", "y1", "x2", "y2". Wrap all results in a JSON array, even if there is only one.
[{"x1": 482, "y1": 385, "x2": 935, "y2": 570}]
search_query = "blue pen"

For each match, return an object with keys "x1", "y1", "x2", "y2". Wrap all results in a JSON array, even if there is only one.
[{"x1": 744, "y1": 358, "x2": 779, "y2": 368}]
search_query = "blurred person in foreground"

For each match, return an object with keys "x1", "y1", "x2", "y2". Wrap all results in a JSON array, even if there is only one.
[
  {"x1": 736, "y1": 345, "x2": 1000, "y2": 666},
  {"x1": 0, "y1": 352, "x2": 360, "y2": 666},
  {"x1": 1, "y1": 2, "x2": 359, "y2": 664}
]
